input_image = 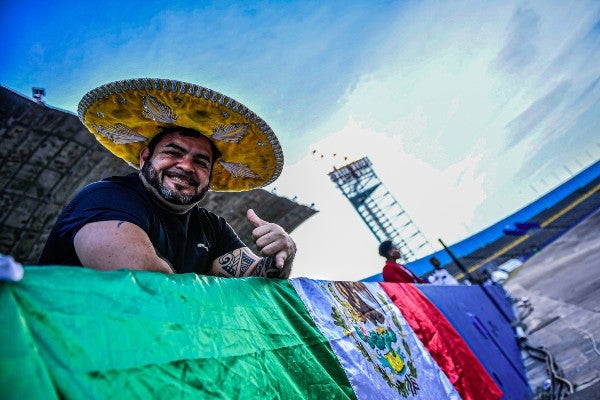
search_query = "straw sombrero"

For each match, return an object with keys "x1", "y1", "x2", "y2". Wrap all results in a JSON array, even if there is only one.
[{"x1": 77, "y1": 78, "x2": 283, "y2": 192}]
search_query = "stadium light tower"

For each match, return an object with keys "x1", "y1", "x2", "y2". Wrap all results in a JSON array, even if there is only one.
[{"x1": 328, "y1": 157, "x2": 432, "y2": 262}]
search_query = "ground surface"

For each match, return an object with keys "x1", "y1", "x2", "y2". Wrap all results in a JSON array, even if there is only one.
[{"x1": 504, "y1": 209, "x2": 600, "y2": 397}]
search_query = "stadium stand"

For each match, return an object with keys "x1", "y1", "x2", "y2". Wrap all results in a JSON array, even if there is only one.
[{"x1": 443, "y1": 174, "x2": 600, "y2": 282}]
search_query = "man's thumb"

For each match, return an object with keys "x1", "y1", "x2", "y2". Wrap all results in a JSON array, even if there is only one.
[{"x1": 247, "y1": 209, "x2": 267, "y2": 227}]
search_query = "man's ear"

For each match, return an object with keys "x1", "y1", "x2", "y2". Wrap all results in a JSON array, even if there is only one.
[{"x1": 139, "y1": 147, "x2": 150, "y2": 168}]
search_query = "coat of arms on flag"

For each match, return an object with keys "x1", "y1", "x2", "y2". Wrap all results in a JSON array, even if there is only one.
[
  {"x1": 328, "y1": 281, "x2": 419, "y2": 396},
  {"x1": 292, "y1": 278, "x2": 460, "y2": 400}
]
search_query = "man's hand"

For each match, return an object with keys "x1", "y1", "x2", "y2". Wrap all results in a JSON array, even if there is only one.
[
  {"x1": 246, "y1": 209, "x2": 296, "y2": 269},
  {"x1": 209, "y1": 210, "x2": 296, "y2": 279}
]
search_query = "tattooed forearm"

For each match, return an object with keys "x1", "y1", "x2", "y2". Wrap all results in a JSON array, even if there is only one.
[
  {"x1": 213, "y1": 248, "x2": 288, "y2": 278},
  {"x1": 252, "y1": 256, "x2": 284, "y2": 278},
  {"x1": 239, "y1": 252, "x2": 254, "y2": 275},
  {"x1": 217, "y1": 252, "x2": 241, "y2": 276}
]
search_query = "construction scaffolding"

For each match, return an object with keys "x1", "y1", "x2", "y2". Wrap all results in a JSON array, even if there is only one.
[{"x1": 328, "y1": 157, "x2": 432, "y2": 262}]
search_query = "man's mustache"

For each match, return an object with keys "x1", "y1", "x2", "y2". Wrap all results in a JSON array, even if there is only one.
[{"x1": 164, "y1": 168, "x2": 199, "y2": 186}]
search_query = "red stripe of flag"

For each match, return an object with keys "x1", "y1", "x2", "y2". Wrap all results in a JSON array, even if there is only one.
[{"x1": 380, "y1": 283, "x2": 503, "y2": 400}]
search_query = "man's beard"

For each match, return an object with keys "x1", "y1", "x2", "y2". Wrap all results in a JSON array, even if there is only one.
[{"x1": 141, "y1": 162, "x2": 208, "y2": 206}]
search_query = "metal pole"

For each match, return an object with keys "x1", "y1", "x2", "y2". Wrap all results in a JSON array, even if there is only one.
[{"x1": 438, "y1": 238, "x2": 476, "y2": 283}]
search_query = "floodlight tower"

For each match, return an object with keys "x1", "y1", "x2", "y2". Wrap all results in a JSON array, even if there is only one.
[{"x1": 328, "y1": 157, "x2": 432, "y2": 262}]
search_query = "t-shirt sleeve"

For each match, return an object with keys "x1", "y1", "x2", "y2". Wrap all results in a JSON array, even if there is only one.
[
  {"x1": 56, "y1": 181, "x2": 152, "y2": 242},
  {"x1": 212, "y1": 216, "x2": 246, "y2": 257}
]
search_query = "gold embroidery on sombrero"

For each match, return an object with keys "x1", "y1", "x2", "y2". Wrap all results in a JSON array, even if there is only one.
[
  {"x1": 92, "y1": 123, "x2": 147, "y2": 144},
  {"x1": 219, "y1": 161, "x2": 260, "y2": 179},
  {"x1": 77, "y1": 78, "x2": 285, "y2": 191},
  {"x1": 212, "y1": 123, "x2": 249, "y2": 143},
  {"x1": 141, "y1": 95, "x2": 178, "y2": 123}
]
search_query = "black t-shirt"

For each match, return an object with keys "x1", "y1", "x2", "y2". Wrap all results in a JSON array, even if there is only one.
[{"x1": 38, "y1": 173, "x2": 245, "y2": 274}]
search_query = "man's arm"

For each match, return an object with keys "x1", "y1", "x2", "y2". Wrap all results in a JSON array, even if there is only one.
[
  {"x1": 210, "y1": 247, "x2": 292, "y2": 278},
  {"x1": 209, "y1": 209, "x2": 296, "y2": 278},
  {"x1": 73, "y1": 220, "x2": 174, "y2": 273}
]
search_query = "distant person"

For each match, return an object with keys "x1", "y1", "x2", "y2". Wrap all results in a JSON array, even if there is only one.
[
  {"x1": 427, "y1": 257, "x2": 460, "y2": 285},
  {"x1": 379, "y1": 240, "x2": 426, "y2": 284}
]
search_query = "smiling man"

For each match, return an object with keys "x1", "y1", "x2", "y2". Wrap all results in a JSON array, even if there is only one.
[
  {"x1": 38, "y1": 78, "x2": 296, "y2": 278},
  {"x1": 140, "y1": 127, "x2": 215, "y2": 209}
]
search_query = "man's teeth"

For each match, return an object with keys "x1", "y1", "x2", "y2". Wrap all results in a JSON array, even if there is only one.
[{"x1": 170, "y1": 176, "x2": 189, "y2": 185}]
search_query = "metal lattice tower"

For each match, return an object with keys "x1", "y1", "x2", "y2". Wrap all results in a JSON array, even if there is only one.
[{"x1": 328, "y1": 157, "x2": 432, "y2": 262}]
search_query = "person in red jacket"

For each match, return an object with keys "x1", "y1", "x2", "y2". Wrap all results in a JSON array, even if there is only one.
[{"x1": 379, "y1": 240, "x2": 427, "y2": 284}]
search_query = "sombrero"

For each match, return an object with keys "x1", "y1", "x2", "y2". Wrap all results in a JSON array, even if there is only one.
[{"x1": 77, "y1": 78, "x2": 283, "y2": 192}]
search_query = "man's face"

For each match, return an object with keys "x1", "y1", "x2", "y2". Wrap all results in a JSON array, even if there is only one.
[
  {"x1": 140, "y1": 132, "x2": 213, "y2": 205},
  {"x1": 388, "y1": 245, "x2": 401, "y2": 259}
]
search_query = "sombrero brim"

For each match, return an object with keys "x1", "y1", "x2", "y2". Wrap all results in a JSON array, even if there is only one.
[{"x1": 77, "y1": 78, "x2": 283, "y2": 192}]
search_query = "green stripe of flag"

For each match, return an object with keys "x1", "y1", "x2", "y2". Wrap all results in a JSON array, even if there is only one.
[
  {"x1": 0, "y1": 282, "x2": 58, "y2": 400},
  {"x1": 1, "y1": 267, "x2": 356, "y2": 399}
]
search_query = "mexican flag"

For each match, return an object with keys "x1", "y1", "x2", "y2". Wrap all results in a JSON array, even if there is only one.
[{"x1": 1, "y1": 267, "x2": 503, "y2": 399}]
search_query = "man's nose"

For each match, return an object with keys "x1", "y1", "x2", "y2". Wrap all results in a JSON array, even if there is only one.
[{"x1": 176, "y1": 155, "x2": 195, "y2": 171}]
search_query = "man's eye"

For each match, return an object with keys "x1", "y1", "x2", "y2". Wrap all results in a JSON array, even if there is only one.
[{"x1": 164, "y1": 151, "x2": 182, "y2": 157}]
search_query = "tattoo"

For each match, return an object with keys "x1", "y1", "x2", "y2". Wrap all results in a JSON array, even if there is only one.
[
  {"x1": 252, "y1": 257, "x2": 267, "y2": 276},
  {"x1": 253, "y1": 256, "x2": 282, "y2": 278},
  {"x1": 216, "y1": 249, "x2": 285, "y2": 278},
  {"x1": 117, "y1": 221, "x2": 125, "y2": 228},
  {"x1": 217, "y1": 252, "x2": 240, "y2": 277},
  {"x1": 239, "y1": 252, "x2": 254, "y2": 275}
]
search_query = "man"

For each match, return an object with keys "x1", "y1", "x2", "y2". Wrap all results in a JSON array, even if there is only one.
[
  {"x1": 427, "y1": 257, "x2": 460, "y2": 285},
  {"x1": 378, "y1": 240, "x2": 426, "y2": 284},
  {"x1": 39, "y1": 78, "x2": 295, "y2": 278}
]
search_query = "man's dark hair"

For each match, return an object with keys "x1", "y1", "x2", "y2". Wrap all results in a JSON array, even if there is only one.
[
  {"x1": 429, "y1": 256, "x2": 442, "y2": 269},
  {"x1": 146, "y1": 126, "x2": 222, "y2": 161},
  {"x1": 378, "y1": 240, "x2": 393, "y2": 257}
]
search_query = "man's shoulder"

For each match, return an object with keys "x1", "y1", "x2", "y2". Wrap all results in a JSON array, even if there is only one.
[
  {"x1": 96, "y1": 173, "x2": 140, "y2": 188},
  {"x1": 67, "y1": 173, "x2": 150, "y2": 212},
  {"x1": 80, "y1": 173, "x2": 143, "y2": 195},
  {"x1": 383, "y1": 261, "x2": 407, "y2": 273}
]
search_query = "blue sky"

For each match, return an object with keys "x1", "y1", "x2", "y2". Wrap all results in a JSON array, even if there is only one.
[{"x1": 2, "y1": 1, "x2": 599, "y2": 280}]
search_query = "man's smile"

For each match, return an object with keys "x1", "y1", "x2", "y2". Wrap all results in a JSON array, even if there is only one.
[{"x1": 164, "y1": 170, "x2": 199, "y2": 189}]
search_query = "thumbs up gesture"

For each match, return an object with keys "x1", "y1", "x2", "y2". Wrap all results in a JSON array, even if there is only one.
[{"x1": 247, "y1": 209, "x2": 296, "y2": 269}]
